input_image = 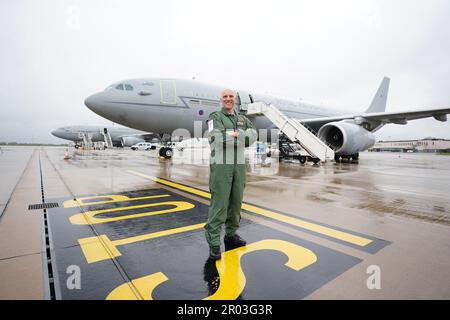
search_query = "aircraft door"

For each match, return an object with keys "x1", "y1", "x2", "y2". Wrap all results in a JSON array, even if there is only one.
[{"x1": 160, "y1": 80, "x2": 177, "y2": 105}]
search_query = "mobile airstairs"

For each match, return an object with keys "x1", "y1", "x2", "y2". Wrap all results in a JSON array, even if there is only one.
[
  {"x1": 78, "y1": 132, "x2": 93, "y2": 149},
  {"x1": 244, "y1": 102, "x2": 335, "y2": 163},
  {"x1": 102, "y1": 129, "x2": 114, "y2": 148}
]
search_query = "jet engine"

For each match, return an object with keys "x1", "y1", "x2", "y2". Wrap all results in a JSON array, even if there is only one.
[
  {"x1": 318, "y1": 121, "x2": 375, "y2": 155},
  {"x1": 121, "y1": 136, "x2": 145, "y2": 147}
]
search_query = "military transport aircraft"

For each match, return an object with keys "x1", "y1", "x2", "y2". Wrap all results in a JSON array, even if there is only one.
[
  {"x1": 84, "y1": 78, "x2": 450, "y2": 160},
  {"x1": 51, "y1": 125, "x2": 153, "y2": 148}
]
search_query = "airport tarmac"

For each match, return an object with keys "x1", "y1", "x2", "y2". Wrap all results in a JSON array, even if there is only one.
[{"x1": 0, "y1": 145, "x2": 449, "y2": 299}]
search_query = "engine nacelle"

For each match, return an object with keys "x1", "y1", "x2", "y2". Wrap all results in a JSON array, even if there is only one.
[
  {"x1": 121, "y1": 136, "x2": 145, "y2": 147},
  {"x1": 318, "y1": 121, "x2": 375, "y2": 155}
]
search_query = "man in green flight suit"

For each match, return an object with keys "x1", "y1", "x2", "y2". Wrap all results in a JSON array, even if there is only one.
[{"x1": 205, "y1": 89, "x2": 257, "y2": 260}]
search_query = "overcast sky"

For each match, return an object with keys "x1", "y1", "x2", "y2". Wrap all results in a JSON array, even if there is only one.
[{"x1": 1, "y1": 0, "x2": 449, "y2": 143}]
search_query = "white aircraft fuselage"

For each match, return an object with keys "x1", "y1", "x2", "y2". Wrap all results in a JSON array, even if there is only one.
[
  {"x1": 84, "y1": 78, "x2": 344, "y2": 138},
  {"x1": 51, "y1": 125, "x2": 150, "y2": 147},
  {"x1": 84, "y1": 78, "x2": 450, "y2": 157}
]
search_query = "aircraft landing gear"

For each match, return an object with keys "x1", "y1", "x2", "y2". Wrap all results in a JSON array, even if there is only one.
[
  {"x1": 334, "y1": 153, "x2": 359, "y2": 163},
  {"x1": 158, "y1": 133, "x2": 174, "y2": 159},
  {"x1": 351, "y1": 153, "x2": 359, "y2": 161},
  {"x1": 159, "y1": 147, "x2": 173, "y2": 159}
]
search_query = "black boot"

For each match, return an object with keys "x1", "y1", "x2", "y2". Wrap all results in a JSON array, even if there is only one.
[
  {"x1": 224, "y1": 234, "x2": 247, "y2": 248},
  {"x1": 209, "y1": 246, "x2": 221, "y2": 260}
]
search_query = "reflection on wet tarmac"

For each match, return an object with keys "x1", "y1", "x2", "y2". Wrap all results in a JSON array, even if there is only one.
[
  {"x1": 34, "y1": 147, "x2": 450, "y2": 299},
  {"x1": 49, "y1": 147, "x2": 450, "y2": 226}
]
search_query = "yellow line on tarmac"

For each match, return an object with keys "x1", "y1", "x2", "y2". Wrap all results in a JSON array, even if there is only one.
[
  {"x1": 113, "y1": 223, "x2": 205, "y2": 246},
  {"x1": 70, "y1": 200, "x2": 194, "y2": 225},
  {"x1": 128, "y1": 170, "x2": 211, "y2": 199},
  {"x1": 240, "y1": 203, "x2": 372, "y2": 246},
  {"x1": 127, "y1": 170, "x2": 373, "y2": 247},
  {"x1": 63, "y1": 194, "x2": 171, "y2": 208},
  {"x1": 79, "y1": 223, "x2": 205, "y2": 264}
]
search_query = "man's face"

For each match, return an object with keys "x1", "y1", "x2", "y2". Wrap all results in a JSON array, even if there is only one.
[{"x1": 220, "y1": 90, "x2": 236, "y2": 112}]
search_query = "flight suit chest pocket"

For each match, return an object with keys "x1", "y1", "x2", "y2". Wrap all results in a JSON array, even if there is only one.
[
  {"x1": 223, "y1": 117, "x2": 236, "y2": 130},
  {"x1": 236, "y1": 117, "x2": 246, "y2": 130}
]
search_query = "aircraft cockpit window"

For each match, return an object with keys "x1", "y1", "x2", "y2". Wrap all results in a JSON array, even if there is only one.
[
  {"x1": 125, "y1": 84, "x2": 134, "y2": 91},
  {"x1": 104, "y1": 85, "x2": 114, "y2": 91},
  {"x1": 116, "y1": 84, "x2": 124, "y2": 90}
]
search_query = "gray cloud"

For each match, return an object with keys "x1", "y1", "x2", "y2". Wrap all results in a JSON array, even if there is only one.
[{"x1": 1, "y1": 0, "x2": 449, "y2": 143}]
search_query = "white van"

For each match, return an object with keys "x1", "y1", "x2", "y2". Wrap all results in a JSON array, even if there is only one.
[
  {"x1": 176, "y1": 138, "x2": 209, "y2": 151},
  {"x1": 130, "y1": 142, "x2": 158, "y2": 151}
]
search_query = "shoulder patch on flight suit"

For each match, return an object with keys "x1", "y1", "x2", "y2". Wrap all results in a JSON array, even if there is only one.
[
  {"x1": 208, "y1": 119, "x2": 214, "y2": 132},
  {"x1": 208, "y1": 112, "x2": 220, "y2": 132}
]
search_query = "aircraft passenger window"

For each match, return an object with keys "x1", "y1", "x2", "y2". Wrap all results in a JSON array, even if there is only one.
[
  {"x1": 115, "y1": 84, "x2": 124, "y2": 90},
  {"x1": 125, "y1": 84, "x2": 134, "y2": 91}
]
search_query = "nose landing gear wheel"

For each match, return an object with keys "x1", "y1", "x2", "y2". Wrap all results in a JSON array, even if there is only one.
[
  {"x1": 164, "y1": 148, "x2": 173, "y2": 158},
  {"x1": 159, "y1": 147, "x2": 173, "y2": 159}
]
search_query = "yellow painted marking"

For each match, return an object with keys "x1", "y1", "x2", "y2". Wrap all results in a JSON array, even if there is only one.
[
  {"x1": 240, "y1": 203, "x2": 372, "y2": 246},
  {"x1": 126, "y1": 171, "x2": 373, "y2": 247},
  {"x1": 78, "y1": 223, "x2": 205, "y2": 263},
  {"x1": 78, "y1": 235, "x2": 123, "y2": 263},
  {"x1": 204, "y1": 239, "x2": 317, "y2": 300},
  {"x1": 106, "y1": 272, "x2": 169, "y2": 300},
  {"x1": 69, "y1": 201, "x2": 195, "y2": 225},
  {"x1": 112, "y1": 223, "x2": 205, "y2": 246},
  {"x1": 63, "y1": 194, "x2": 170, "y2": 208},
  {"x1": 104, "y1": 239, "x2": 316, "y2": 300},
  {"x1": 127, "y1": 170, "x2": 211, "y2": 199}
]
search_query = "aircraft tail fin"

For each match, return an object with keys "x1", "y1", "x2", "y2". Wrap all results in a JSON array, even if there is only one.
[{"x1": 364, "y1": 77, "x2": 390, "y2": 113}]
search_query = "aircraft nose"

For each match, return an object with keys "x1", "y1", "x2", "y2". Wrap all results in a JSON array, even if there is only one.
[
  {"x1": 51, "y1": 129, "x2": 60, "y2": 137},
  {"x1": 84, "y1": 93, "x2": 102, "y2": 112},
  {"x1": 85, "y1": 91, "x2": 119, "y2": 123}
]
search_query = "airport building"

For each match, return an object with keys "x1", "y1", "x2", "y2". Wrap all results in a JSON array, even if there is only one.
[{"x1": 369, "y1": 137, "x2": 450, "y2": 153}]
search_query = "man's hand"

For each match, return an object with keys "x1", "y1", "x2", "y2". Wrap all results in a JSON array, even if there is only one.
[{"x1": 228, "y1": 131, "x2": 240, "y2": 138}]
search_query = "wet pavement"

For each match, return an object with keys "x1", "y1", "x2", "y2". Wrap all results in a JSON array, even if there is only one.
[
  {"x1": 1, "y1": 146, "x2": 449, "y2": 299},
  {"x1": 0, "y1": 146, "x2": 34, "y2": 217}
]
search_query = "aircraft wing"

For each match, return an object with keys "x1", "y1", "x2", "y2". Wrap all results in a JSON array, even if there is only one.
[{"x1": 300, "y1": 107, "x2": 450, "y2": 130}]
